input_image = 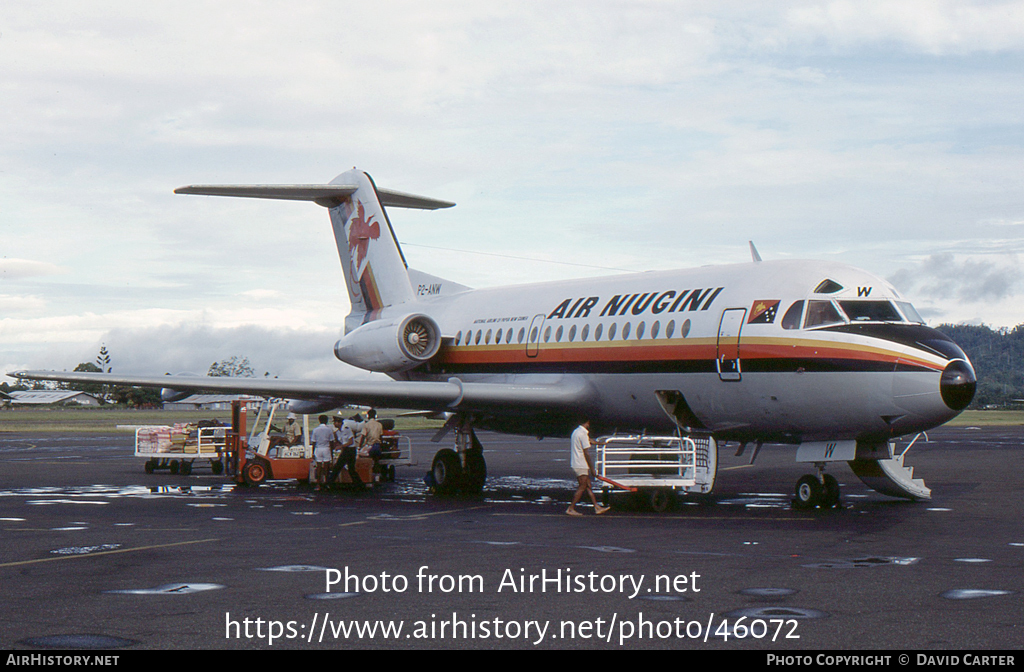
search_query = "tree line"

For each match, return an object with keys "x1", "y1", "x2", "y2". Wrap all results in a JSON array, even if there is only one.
[{"x1": 936, "y1": 323, "x2": 1024, "y2": 408}]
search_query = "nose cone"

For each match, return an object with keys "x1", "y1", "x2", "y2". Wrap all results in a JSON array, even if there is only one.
[{"x1": 940, "y1": 359, "x2": 976, "y2": 411}]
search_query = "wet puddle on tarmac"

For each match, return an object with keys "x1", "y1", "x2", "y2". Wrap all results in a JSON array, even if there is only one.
[
  {"x1": 940, "y1": 589, "x2": 1014, "y2": 600},
  {"x1": 50, "y1": 544, "x2": 122, "y2": 556},
  {"x1": 106, "y1": 583, "x2": 224, "y2": 595},
  {"x1": 802, "y1": 556, "x2": 920, "y2": 569},
  {"x1": 0, "y1": 484, "x2": 235, "y2": 501}
]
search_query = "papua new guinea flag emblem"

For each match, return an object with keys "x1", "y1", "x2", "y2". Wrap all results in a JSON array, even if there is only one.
[{"x1": 748, "y1": 300, "x2": 780, "y2": 324}]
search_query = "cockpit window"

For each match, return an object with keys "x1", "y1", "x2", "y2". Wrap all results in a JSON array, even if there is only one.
[
  {"x1": 781, "y1": 301, "x2": 804, "y2": 330},
  {"x1": 896, "y1": 301, "x2": 925, "y2": 324},
  {"x1": 804, "y1": 300, "x2": 845, "y2": 328},
  {"x1": 813, "y1": 279, "x2": 844, "y2": 294},
  {"x1": 838, "y1": 300, "x2": 902, "y2": 322}
]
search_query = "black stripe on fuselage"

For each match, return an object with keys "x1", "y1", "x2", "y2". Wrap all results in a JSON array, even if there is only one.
[{"x1": 821, "y1": 323, "x2": 967, "y2": 361}]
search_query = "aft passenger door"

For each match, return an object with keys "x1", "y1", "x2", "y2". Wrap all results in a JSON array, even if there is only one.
[
  {"x1": 526, "y1": 314, "x2": 545, "y2": 358},
  {"x1": 717, "y1": 308, "x2": 746, "y2": 381}
]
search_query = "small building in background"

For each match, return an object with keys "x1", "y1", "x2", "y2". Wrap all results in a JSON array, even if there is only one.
[
  {"x1": 9, "y1": 391, "x2": 102, "y2": 407},
  {"x1": 162, "y1": 394, "x2": 264, "y2": 411}
]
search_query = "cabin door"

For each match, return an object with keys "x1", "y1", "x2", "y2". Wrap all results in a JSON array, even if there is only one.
[
  {"x1": 716, "y1": 308, "x2": 746, "y2": 381},
  {"x1": 526, "y1": 314, "x2": 545, "y2": 358}
]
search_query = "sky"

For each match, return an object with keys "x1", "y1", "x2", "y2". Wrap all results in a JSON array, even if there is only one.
[{"x1": 2, "y1": 1, "x2": 1024, "y2": 384}]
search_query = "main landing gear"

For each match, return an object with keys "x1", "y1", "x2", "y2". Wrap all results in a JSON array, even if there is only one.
[
  {"x1": 429, "y1": 418, "x2": 487, "y2": 496},
  {"x1": 793, "y1": 465, "x2": 841, "y2": 509}
]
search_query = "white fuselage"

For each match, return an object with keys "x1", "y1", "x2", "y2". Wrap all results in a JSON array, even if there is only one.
[{"x1": 368, "y1": 259, "x2": 974, "y2": 442}]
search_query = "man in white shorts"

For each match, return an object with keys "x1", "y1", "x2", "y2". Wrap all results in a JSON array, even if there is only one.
[
  {"x1": 312, "y1": 415, "x2": 334, "y2": 490},
  {"x1": 567, "y1": 419, "x2": 610, "y2": 516}
]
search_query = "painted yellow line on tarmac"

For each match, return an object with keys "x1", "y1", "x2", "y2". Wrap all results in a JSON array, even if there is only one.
[{"x1": 0, "y1": 538, "x2": 219, "y2": 569}]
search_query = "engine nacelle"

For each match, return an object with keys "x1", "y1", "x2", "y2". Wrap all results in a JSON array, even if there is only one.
[
  {"x1": 160, "y1": 373, "x2": 202, "y2": 402},
  {"x1": 334, "y1": 314, "x2": 442, "y2": 372},
  {"x1": 288, "y1": 398, "x2": 342, "y2": 415}
]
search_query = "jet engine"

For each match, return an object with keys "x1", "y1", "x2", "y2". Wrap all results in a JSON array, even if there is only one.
[
  {"x1": 160, "y1": 373, "x2": 202, "y2": 402},
  {"x1": 288, "y1": 398, "x2": 343, "y2": 415},
  {"x1": 334, "y1": 314, "x2": 442, "y2": 372}
]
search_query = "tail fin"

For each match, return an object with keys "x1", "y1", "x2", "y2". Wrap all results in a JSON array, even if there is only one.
[
  {"x1": 327, "y1": 169, "x2": 415, "y2": 322},
  {"x1": 174, "y1": 168, "x2": 455, "y2": 327}
]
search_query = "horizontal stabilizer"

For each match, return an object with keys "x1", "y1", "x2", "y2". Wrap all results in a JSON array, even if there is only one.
[{"x1": 174, "y1": 184, "x2": 455, "y2": 210}]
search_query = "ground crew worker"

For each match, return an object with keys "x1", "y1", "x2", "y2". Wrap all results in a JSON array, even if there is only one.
[
  {"x1": 357, "y1": 409, "x2": 384, "y2": 476},
  {"x1": 567, "y1": 419, "x2": 609, "y2": 516},
  {"x1": 283, "y1": 413, "x2": 302, "y2": 446},
  {"x1": 328, "y1": 414, "x2": 363, "y2": 487},
  {"x1": 311, "y1": 415, "x2": 334, "y2": 491}
]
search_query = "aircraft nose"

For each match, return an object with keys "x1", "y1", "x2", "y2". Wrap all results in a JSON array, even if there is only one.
[{"x1": 940, "y1": 359, "x2": 976, "y2": 411}]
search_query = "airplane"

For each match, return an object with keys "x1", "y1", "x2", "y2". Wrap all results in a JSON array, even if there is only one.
[{"x1": 13, "y1": 167, "x2": 978, "y2": 508}]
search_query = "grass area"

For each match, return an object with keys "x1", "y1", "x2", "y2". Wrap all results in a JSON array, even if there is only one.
[
  {"x1": 0, "y1": 407, "x2": 446, "y2": 433},
  {"x1": 3, "y1": 406, "x2": 1021, "y2": 433},
  {"x1": 943, "y1": 409, "x2": 1024, "y2": 427}
]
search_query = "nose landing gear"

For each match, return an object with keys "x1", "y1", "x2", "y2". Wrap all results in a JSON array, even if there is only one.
[{"x1": 793, "y1": 468, "x2": 841, "y2": 509}]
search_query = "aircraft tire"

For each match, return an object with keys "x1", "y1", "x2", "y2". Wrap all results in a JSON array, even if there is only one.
[
  {"x1": 144, "y1": 459, "x2": 156, "y2": 474},
  {"x1": 169, "y1": 460, "x2": 179, "y2": 475},
  {"x1": 431, "y1": 449, "x2": 462, "y2": 495},
  {"x1": 462, "y1": 450, "x2": 486, "y2": 494},
  {"x1": 243, "y1": 460, "x2": 268, "y2": 487},
  {"x1": 794, "y1": 475, "x2": 823, "y2": 508},
  {"x1": 822, "y1": 474, "x2": 841, "y2": 508},
  {"x1": 648, "y1": 488, "x2": 675, "y2": 513},
  {"x1": 181, "y1": 461, "x2": 192, "y2": 476},
  {"x1": 211, "y1": 460, "x2": 224, "y2": 475}
]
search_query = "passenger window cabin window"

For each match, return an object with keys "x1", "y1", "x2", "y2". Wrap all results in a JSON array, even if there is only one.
[
  {"x1": 608, "y1": 323, "x2": 618, "y2": 340},
  {"x1": 485, "y1": 329, "x2": 492, "y2": 344},
  {"x1": 544, "y1": 326, "x2": 551, "y2": 342},
  {"x1": 581, "y1": 324, "x2": 590, "y2": 341},
  {"x1": 595, "y1": 324, "x2": 604, "y2": 341},
  {"x1": 622, "y1": 323, "x2": 631, "y2": 339},
  {"x1": 781, "y1": 301, "x2": 804, "y2": 330},
  {"x1": 666, "y1": 320, "x2": 675, "y2": 339},
  {"x1": 555, "y1": 325, "x2": 563, "y2": 342},
  {"x1": 680, "y1": 319, "x2": 691, "y2": 338},
  {"x1": 495, "y1": 329, "x2": 502, "y2": 344},
  {"x1": 456, "y1": 331, "x2": 462, "y2": 346},
  {"x1": 475, "y1": 330, "x2": 482, "y2": 345},
  {"x1": 568, "y1": 325, "x2": 576, "y2": 341},
  {"x1": 518, "y1": 328, "x2": 525, "y2": 343},
  {"x1": 637, "y1": 321, "x2": 645, "y2": 339},
  {"x1": 804, "y1": 300, "x2": 844, "y2": 328}
]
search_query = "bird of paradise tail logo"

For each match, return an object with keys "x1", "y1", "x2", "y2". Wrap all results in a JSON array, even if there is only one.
[{"x1": 343, "y1": 199, "x2": 385, "y2": 312}]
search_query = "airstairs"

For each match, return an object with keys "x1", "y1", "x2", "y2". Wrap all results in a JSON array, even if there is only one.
[{"x1": 848, "y1": 436, "x2": 931, "y2": 500}]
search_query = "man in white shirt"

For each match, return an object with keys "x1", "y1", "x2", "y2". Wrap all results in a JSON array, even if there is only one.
[
  {"x1": 327, "y1": 414, "x2": 363, "y2": 487},
  {"x1": 567, "y1": 419, "x2": 609, "y2": 516},
  {"x1": 312, "y1": 415, "x2": 334, "y2": 491}
]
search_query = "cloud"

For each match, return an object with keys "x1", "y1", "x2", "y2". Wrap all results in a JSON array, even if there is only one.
[
  {"x1": 888, "y1": 253, "x2": 1023, "y2": 302},
  {"x1": 785, "y1": 1, "x2": 1024, "y2": 54},
  {"x1": 0, "y1": 258, "x2": 67, "y2": 279}
]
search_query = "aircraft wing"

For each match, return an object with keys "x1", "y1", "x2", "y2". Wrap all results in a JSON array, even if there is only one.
[{"x1": 9, "y1": 370, "x2": 594, "y2": 413}]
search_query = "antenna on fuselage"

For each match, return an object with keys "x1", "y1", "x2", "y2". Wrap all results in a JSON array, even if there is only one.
[{"x1": 749, "y1": 241, "x2": 762, "y2": 263}]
